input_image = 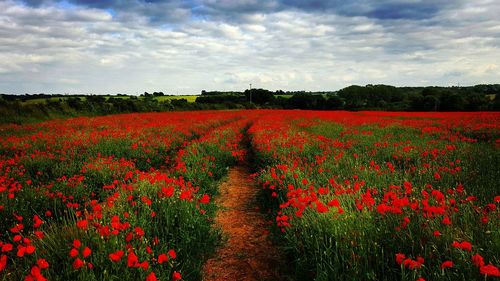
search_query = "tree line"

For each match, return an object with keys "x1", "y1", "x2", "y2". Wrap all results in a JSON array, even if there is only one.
[
  {"x1": 1, "y1": 84, "x2": 499, "y2": 123},
  {"x1": 195, "y1": 84, "x2": 500, "y2": 111}
]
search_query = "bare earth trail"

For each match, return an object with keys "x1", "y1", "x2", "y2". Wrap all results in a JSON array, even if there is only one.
[{"x1": 203, "y1": 165, "x2": 288, "y2": 281}]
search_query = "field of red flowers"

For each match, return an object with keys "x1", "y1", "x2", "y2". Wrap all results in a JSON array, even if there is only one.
[{"x1": 1, "y1": 110, "x2": 499, "y2": 281}]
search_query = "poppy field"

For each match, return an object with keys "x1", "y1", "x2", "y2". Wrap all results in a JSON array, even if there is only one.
[{"x1": 1, "y1": 110, "x2": 499, "y2": 281}]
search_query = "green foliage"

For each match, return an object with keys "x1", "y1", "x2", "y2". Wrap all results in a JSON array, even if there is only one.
[{"x1": 250, "y1": 117, "x2": 500, "y2": 281}]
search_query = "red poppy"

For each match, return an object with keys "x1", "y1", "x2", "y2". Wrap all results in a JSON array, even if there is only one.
[
  {"x1": 442, "y1": 217, "x2": 451, "y2": 225},
  {"x1": 10, "y1": 224, "x2": 24, "y2": 233},
  {"x1": 76, "y1": 220, "x2": 89, "y2": 230},
  {"x1": 395, "y1": 253, "x2": 405, "y2": 265},
  {"x1": 109, "y1": 250, "x2": 124, "y2": 262},
  {"x1": 0, "y1": 255, "x2": 7, "y2": 272},
  {"x1": 168, "y1": 249, "x2": 177, "y2": 259},
  {"x1": 1, "y1": 243, "x2": 13, "y2": 253},
  {"x1": 17, "y1": 246, "x2": 26, "y2": 257},
  {"x1": 33, "y1": 215, "x2": 43, "y2": 228},
  {"x1": 200, "y1": 194, "x2": 210, "y2": 204},
  {"x1": 29, "y1": 265, "x2": 46, "y2": 281},
  {"x1": 127, "y1": 252, "x2": 138, "y2": 267},
  {"x1": 73, "y1": 240, "x2": 81, "y2": 248},
  {"x1": 316, "y1": 202, "x2": 329, "y2": 213},
  {"x1": 135, "y1": 227, "x2": 145, "y2": 237},
  {"x1": 480, "y1": 264, "x2": 500, "y2": 277},
  {"x1": 172, "y1": 271, "x2": 182, "y2": 281},
  {"x1": 158, "y1": 253, "x2": 168, "y2": 264},
  {"x1": 82, "y1": 247, "x2": 91, "y2": 258},
  {"x1": 472, "y1": 254, "x2": 484, "y2": 267},
  {"x1": 327, "y1": 198, "x2": 340, "y2": 207},
  {"x1": 25, "y1": 245, "x2": 35, "y2": 255},
  {"x1": 72, "y1": 258, "x2": 84, "y2": 269},
  {"x1": 69, "y1": 248, "x2": 79, "y2": 258},
  {"x1": 441, "y1": 260, "x2": 453, "y2": 269},
  {"x1": 37, "y1": 258, "x2": 49, "y2": 269},
  {"x1": 451, "y1": 241, "x2": 472, "y2": 251},
  {"x1": 146, "y1": 272, "x2": 157, "y2": 281}
]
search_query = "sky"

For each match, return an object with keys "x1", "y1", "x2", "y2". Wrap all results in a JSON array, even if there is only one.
[{"x1": 0, "y1": 0, "x2": 499, "y2": 95}]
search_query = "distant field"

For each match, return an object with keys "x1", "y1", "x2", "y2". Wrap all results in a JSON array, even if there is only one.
[
  {"x1": 274, "y1": 94, "x2": 293, "y2": 98},
  {"x1": 155, "y1": 95, "x2": 198, "y2": 102},
  {"x1": 19, "y1": 95, "x2": 199, "y2": 104}
]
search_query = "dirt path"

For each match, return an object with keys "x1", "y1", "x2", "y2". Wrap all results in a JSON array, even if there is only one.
[{"x1": 203, "y1": 165, "x2": 288, "y2": 281}]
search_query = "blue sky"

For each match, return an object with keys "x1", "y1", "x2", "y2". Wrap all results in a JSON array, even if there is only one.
[{"x1": 0, "y1": 0, "x2": 499, "y2": 94}]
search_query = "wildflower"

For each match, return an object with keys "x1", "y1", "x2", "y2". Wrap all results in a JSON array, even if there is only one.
[
  {"x1": 73, "y1": 240, "x2": 81, "y2": 248},
  {"x1": 168, "y1": 249, "x2": 177, "y2": 259},
  {"x1": 127, "y1": 252, "x2": 138, "y2": 267},
  {"x1": 0, "y1": 255, "x2": 7, "y2": 272},
  {"x1": 451, "y1": 241, "x2": 472, "y2": 251},
  {"x1": 158, "y1": 253, "x2": 168, "y2": 264},
  {"x1": 480, "y1": 264, "x2": 500, "y2": 277},
  {"x1": 33, "y1": 215, "x2": 43, "y2": 228},
  {"x1": 76, "y1": 220, "x2": 89, "y2": 230},
  {"x1": 200, "y1": 194, "x2": 210, "y2": 204},
  {"x1": 316, "y1": 202, "x2": 329, "y2": 213},
  {"x1": 37, "y1": 259, "x2": 49, "y2": 269},
  {"x1": 10, "y1": 224, "x2": 24, "y2": 233},
  {"x1": 72, "y1": 258, "x2": 84, "y2": 269},
  {"x1": 138, "y1": 261, "x2": 149, "y2": 270},
  {"x1": 28, "y1": 265, "x2": 46, "y2": 281},
  {"x1": 1, "y1": 243, "x2": 13, "y2": 252},
  {"x1": 17, "y1": 246, "x2": 26, "y2": 257},
  {"x1": 82, "y1": 247, "x2": 92, "y2": 258},
  {"x1": 328, "y1": 198, "x2": 340, "y2": 207},
  {"x1": 146, "y1": 272, "x2": 157, "y2": 281},
  {"x1": 395, "y1": 253, "x2": 405, "y2": 265},
  {"x1": 172, "y1": 271, "x2": 182, "y2": 281},
  {"x1": 109, "y1": 250, "x2": 124, "y2": 262},
  {"x1": 135, "y1": 227, "x2": 145, "y2": 237},
  {"x1": 472, "y1": 254, "x2": 484, "y2": 267},
  {"x1": 481, "y1": 216, "x2": 489, "y2": 224},
  {"x1": 26, "y1": 245, "x2": 35, "y2": 255},
  {"x1": 69, "y1": 248, "x2": 79, "y2": 258},
  {"x1": 403, "y1": 257, "x2": 424, "y2": 270},
  {"x1": 441, "y1": 260, "x2": 453, "y2": 269}
]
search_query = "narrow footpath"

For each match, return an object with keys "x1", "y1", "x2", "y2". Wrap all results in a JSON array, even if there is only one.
[{"x1": 203, "y1": 165, "x2": 288, "y2": 281}]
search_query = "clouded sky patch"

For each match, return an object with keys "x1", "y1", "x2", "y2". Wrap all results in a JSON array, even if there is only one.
[{"x1": 1, "y1": 0, "x2": 499, "y2": 94}]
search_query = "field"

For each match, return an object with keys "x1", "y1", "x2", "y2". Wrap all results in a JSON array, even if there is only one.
[
  {"x1": 0, "y1": 110, "x2": 499, "y2": 281},
  {"x1": 20, "y1": 95, "x2": 198, "y2": 105}
]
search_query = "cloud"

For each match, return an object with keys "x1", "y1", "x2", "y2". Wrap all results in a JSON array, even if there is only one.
[
  {"x1": 19, "y1": 0, "x2": 467, "y2": 23},
  {"x1": 0, "y1": 0, "x2": 499, "y2": 94}
]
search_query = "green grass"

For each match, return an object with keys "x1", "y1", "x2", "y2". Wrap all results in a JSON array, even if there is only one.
[
  {"x1": 154, "y1": 96, "x2": 198, "y2": 103},
  {"x1": 250, "y1": 116, "x2": 500, "y2": 281},
  {"x1": 17, "y1": 95, "x2": 199, "y2": 105}
]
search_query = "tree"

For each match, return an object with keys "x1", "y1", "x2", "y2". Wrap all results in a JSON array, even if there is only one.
[
  {"x1": 325, "y1": 95, "x2": 345, "y2": 109},
  {"x1": 440, "y1": 93, "x2": 465, "y2": 111},
  {"x1": 288, "y1": 93, "x2": 326, "y2": 109},
  {"x1": 244, "y1": 89, "x2": 275, "y2": 104}
]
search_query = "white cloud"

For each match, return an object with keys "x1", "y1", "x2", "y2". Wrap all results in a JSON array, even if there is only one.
[{"x1": 0, "y1": 0, "x2": 499, "y2": 94}]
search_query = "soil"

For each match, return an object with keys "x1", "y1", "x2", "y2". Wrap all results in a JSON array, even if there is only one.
[{"x1": 203, "y1": 165, "x2": 288, "y2": 281}]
